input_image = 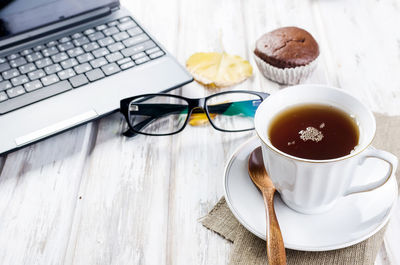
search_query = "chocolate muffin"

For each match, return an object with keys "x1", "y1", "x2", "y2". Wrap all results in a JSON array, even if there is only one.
[
  {"x1": 253, "y1": 27, "x2": 319, "y2": 84},
  {"x1": 255, "y1": 27, "x2": 319, "y2": 68}
]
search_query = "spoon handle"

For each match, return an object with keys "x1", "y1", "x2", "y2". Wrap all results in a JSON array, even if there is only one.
[{"x1": 262, "y1": 188, "x2": 286, "y2": 265}]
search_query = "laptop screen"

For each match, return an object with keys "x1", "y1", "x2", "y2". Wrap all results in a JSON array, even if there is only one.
[{"x1": 0, "y1": 0, "x2": 119, "y2": 40}]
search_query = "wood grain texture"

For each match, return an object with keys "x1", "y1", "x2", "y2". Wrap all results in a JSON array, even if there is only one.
[{"x1": 0, "y1": 0, "x2": 399, "y2": 264}]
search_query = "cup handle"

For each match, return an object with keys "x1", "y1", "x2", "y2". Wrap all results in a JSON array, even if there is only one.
[{"x1": 345, "y1": 148, "x2": 398, "y2": 196}]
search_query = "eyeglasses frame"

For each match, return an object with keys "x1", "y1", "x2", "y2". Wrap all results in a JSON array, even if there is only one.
[{"x1": 120, "y1": 90, "x2": 269, "y2": 137}]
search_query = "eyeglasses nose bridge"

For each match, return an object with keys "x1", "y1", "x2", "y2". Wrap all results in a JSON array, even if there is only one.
[
  {"x1": 188, "y1": 98, "x2": 205, "y2": 112},
  {"x1": 187, "y1": 98, "x2": 209, "y2": 121}
]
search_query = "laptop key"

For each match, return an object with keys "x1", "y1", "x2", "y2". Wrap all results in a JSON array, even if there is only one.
[
  {"x1": 74, "y1": 63, "x2": 92, "y2": 74},
  {"x1": 92, "y1": 48, "x2": 110, "y2": 58},
  {"x1": 112, "y1": 31, "x2": 129, "y2": 42},
  {"x1": 116, "y1": 58, "x2": 132, "y2": 65},
  {"x1": 135, "y1": 56, "x2": 150, "y2": 65},
  {"x1": 41, "y1": 74, "x2": 60, "y2": 86},
  {"x1": 57, "y1": 68, "x2": 76, "y2": 80},
  {"x1": 42, "y1": 46, "x2": 59, "y2": 57},
  {"x1": 11, "y1": 75, "x2": 29, "y2": 86},
  {"x1": 101, "y1": 63, "x2": 121, "y2": 76},
  {"x1": 10, "y1": 57, "x2": 27, "y2": 68},
  {"x1": 58, "y1": 41, "x2": 74, "y2": 52},
  {"x1": 20, "y1": 49, "x2": 33, "y2": 56},
  {"x1": 82, "y1": 42, "x2": 100, "y2": 52},
  {"x1": 0, "y1": 62, "x2": 11, "y2": 72},
  {"x1": 59, "y1": 36, "x2": 71, "y2": 43},
  {"x1": 146, "y1": 47, "x2": 161, "y2": 55},
  {"x1": 83, "y1": 28, "x2": 96, "y2": 35},
  {"x1": 71, "y1": 33, "x2": 83, "y2": 39},
  {"x1": 88, "y1": 32, "x2": 105, "y2": 41},
  {"x1": 2, "y1": 69, "x2": 20, "y2": 80},
  {"x1": 108, "y1": 42, "x2": 125, "y2": 53},
  {"x1": 149, "y1": 51, "x2": 164, "y2": 59},
  {"x1": 123, "y1": 34, "x2": 149, "y2": 47},
  {"x1": 77, "y1": 53, "x2": 94, "y2": 64},
  {"x1": 61, "y1": 58, "x2": 78, "y2": 69},
  {"x1": 26, "y1": 52, "x2": 43, "y2": 62},
  {"x1": 67, "y1": 47, "x2": 84, "y2": 57},
  {"x1": 103, "y1": 26, "x2": 119, "y2": 36},
  {"x1": 131, "y1": 52, "x2": 146, "y2": 60},
  {"x1": 121, "y1": 40, "x2": 156, "y2": 57},
  {"x1": 33, "y1": 45, "x2": 45, "y2": 51},
  {"x1": 51, "y1": 52, "x2": 69, "y2": 63},
  {"x1": 119, "y1": 17, "x2": 132, "y2": 23},
  {"x1": 120, "y1": 61, "x2": 135, "y2": 70},
  {"x1": 44, "y1": 64, "x2": 62, "y2": 75},
  {"x1": 106, "y1": 52, "x2": 123, "y2": 63},
  {"x1": 24, "y1": 80, "x2": 43, "y2": 92},
  {"x1": 9, "y1": 57, "x2": 26, "y2": 68},
  {"x1": 7, "y1": 53, "x2": 20, "y2": 60},
  {"x1": 0, "y1": 58, "x2": 5, "y2": 63},
  {"x1": 0, "y1": 81, "x2": 72, "y2": 114},
  {"x1": 0, "y1": 81, "x2": 12, "y2": 91},
  {"x1": 28, "y1": 69, "x2": 46, "y2": 80},
  {"x1": 73, "y1": 36, "x2": 90, "y2": 46},
  {"x1": 96, "y1": 24, "x2": 107, "y2": 31},
  {"x1": 35, "y1": 58, "x2": 53, "y2": 68},
  {"x1": 107, "y1": 20, "x2": 119, "y2": 27},
  {"x1": 118, "y1": 21, "x2": 136, "y2": 31},
  {"x1": 98, "y1": 37, "x2": 115, "y2": 47},
  {"x1": 127, "y1": 27, "x2": 143, "y2": 37},
  {"x1": 7, "y1": 86, "x2": 25, "y2": 98},
  {"x1": 0, "y1": 91, "x2": 7, "y2": 102},
  {"x1": 19, "y1": 63, "x2": 37, "y2": 74},
  {"x1": 85, "y1": 68, "x2": 105, "y2": 81},
  {"x1": 69, "y1": 74, "x2": 89, "y2": 88},
  {"x1": 89, "y1": 57, "x2": 108, "y2": 68},
  {"x1": 47, "y1": 40, "x2": 58, "y2": 47}
]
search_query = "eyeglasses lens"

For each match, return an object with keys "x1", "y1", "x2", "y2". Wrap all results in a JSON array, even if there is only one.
[
  {"x1": 128, "y1": 95, "x2": 189, "y2": 135},
  {"x1": 205, "y1": 92, "x2": 262, "y2": 131}
]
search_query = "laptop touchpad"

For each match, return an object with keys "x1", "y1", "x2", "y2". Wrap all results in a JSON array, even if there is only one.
[{"x1": 15, "y1": 110, "x2": 98, "y2": 146}]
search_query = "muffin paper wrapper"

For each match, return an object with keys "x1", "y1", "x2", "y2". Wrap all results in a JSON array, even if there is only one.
[{"x1": 253, "y1": 54, "x2": 318, "y2": 85}]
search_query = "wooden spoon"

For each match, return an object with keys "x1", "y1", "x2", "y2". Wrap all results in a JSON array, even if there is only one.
[{"x1": 248, "y1": 146, "x2": 286, "y2": 265}]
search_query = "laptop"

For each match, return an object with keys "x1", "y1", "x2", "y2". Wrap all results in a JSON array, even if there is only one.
[{"x1": 0, "y1": 0, "x2": 193, "y2": 155}]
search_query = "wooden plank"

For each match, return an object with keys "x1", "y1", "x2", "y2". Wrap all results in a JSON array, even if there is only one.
[
  {"x1": 0, "y1": 124, "x2": 95, "y2": 264},
  {"x1": 162, "y1": 0, "x2": 256, "y2": 264},
  {"x1": 312, "y1": 0, "x2": 400, "y2": 115},
  {"x1": 62, "y1": 114, "x2": 178, "y2": 264}
]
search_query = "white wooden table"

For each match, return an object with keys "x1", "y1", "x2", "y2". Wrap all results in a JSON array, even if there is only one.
[{"x1": 1, "y1": 0, "x2": 399, "y2": 264}]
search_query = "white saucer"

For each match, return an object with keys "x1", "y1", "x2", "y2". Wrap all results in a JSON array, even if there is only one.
[{"x1": 224, "y1": 137, "x2": 398, "y2": 251}]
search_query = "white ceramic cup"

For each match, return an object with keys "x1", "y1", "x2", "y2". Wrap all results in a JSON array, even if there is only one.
[{"x1": 254, "y1": 84, "x2": 398, "y2": 214}]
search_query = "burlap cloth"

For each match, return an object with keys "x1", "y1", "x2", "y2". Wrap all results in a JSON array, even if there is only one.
[{"x1": 201, "y1": 113, "x2": 400, "y2": 265}]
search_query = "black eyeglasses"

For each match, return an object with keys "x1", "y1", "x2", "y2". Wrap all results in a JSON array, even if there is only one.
[{"x1": 120, "y1": 90, "x2": 269, "y2": 137}]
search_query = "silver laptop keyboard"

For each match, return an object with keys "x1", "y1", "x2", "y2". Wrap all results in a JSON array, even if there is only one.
[{"x1": 0, "y1": 16, "x2": 165, "y2": 114}]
